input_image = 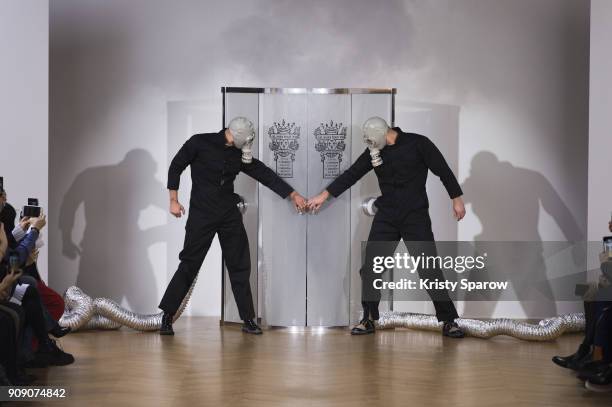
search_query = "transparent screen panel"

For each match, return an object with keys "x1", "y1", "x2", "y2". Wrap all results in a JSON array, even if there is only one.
[
  {"x1": 259, "y1": 93, "x2": 308, "y2": 326},
  {"x1": 306, "y1": 94, "x2": 352, "y2": 326}
]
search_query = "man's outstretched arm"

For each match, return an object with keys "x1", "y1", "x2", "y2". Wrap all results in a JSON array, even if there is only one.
[
  {"x1": 241, "y1": 158, "x2": 306, "y2": 212},
  {"x1": 308, "y1": 149, "x2": 373, "y2": 212}
]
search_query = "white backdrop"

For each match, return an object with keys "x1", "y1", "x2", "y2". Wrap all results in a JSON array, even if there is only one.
[
  {"x1": 588, "y1": 0, "x2": 612, "y2": 244},
  {"x1": 49, "y1": 0, "x2": 589, "y2": 318},
  {"x1": 0, "y1": 0, "x2": 49, "y2": 281}
]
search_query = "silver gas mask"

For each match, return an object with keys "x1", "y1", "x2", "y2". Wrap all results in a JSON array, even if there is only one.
[
  {"x1": 362, "y1": 116, "x2": 389, "y2": 167},
  {"x1": 229, "y1": 116, "x2": 255, "y2": 164}
]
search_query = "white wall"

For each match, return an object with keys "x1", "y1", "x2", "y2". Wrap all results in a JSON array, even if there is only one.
[
  {"x1": 49, "y1": 0, "x2": 589, "y2": 318},
  {"x1": 588, "y1": 0, "x2": 612, "y2": 244},
  {"x1": 0, "y1": 0, "x2": 49, "y2": 280}
]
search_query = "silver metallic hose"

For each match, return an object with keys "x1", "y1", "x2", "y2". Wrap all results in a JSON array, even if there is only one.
[
  {"x1": 59, "y1": 273, "x2": 199, "y2": 331},
  {"x1": 61, "y1": 278, "x2": 584, "y2": 339},
  {"x1": 376, "y1": 311, "x2": 585, "y2": 341},
  {"x1": 58, "y1": 286, "x2": 95, "y2": 330},
  {"x1": 84, "y1": 315, "x2": 121, "y2": 331}
]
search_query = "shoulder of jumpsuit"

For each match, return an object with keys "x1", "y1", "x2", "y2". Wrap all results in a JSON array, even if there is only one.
[
  {"x1": 213, "y1": 129, "x2": 228, "y2": 145},
  {"x1": 187, "y1": 130, "x2": 226, "y2": 147},
  {"x1": 391, "y1": 127, "x2": 424, "y2": 144}
]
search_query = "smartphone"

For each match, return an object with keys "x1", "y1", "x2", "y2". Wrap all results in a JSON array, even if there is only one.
[
  {"x1": 604, "y1": 236, "x2": 612, "y2": 257},
  {"x1": 9, "y1": 253, "x2": 19, "y2": 273}
]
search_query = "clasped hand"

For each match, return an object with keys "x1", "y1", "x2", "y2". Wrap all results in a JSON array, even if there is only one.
[{"x1": 291, "y1": 190, "x2": 330, "y2": 214}]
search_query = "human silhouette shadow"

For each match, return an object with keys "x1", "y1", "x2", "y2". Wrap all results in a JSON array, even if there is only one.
[
  {"x1": 59, "y1": 149, "x2": 167, "y2": 313},
  {"x1": 461, "y1": 151, "x2": 584, "y2": 318}
]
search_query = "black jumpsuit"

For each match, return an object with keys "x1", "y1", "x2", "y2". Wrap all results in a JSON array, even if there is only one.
[
  {"x1": 326, "y1": 127, "x2": 461, "y2": 322},
  {"x1": 159, "y1": 130, "x2": 294, "y2": 320}
]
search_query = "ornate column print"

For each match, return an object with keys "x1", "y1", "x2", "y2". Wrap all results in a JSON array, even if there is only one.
[
  {"x1": 314, "y1": 120, "x2": 347, "y2": 179},
  {"x1": 268, "y1": 119, "x2": 301, "y2": 178}
]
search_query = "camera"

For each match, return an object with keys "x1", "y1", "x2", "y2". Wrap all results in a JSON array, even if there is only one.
[{"x1": 23, "y1": 198, "x2": 41, "y2": 218}]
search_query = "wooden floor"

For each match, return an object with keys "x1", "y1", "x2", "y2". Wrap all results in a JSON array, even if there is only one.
[{"x1": 12, "y1": 317, "x2": 611, "y2": 407}]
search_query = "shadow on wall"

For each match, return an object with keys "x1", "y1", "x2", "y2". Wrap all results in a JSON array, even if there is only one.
[
  {"x1": 59, "y1": 149, "x2": 167, "y2": 313},
  {"x1": 461, "y1": 151, "x2": 584, "y2": 318}
]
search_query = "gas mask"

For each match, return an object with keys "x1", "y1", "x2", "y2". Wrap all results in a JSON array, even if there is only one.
[
  {"x1": 229, "y1": 117, "x2": 255, "y2": 164},
  {"x1": 362, "y1": 116, "x2": 389, "y2": 167}
]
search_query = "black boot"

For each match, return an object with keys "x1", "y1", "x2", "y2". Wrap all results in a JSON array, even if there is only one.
[
  {"x1": 0, "y1": 365, "x2": 10, "y2": 386},
  {"x1": 49, "y1": 324, "x2": 72, "y2": 338},
  {"x1": 350, "y1": 318, "x2": 375, "y2": 335},
  {"x1": 552, "y1": 343, "x2": 590, "y2": 369},
  {"x1": 242, "y1": 319, "x2": 262, "y2": 335},
  {"x1": 443, "y1": 320, "x2": 465, "y2": 338},
  {"x1": 159, "y1": 312, "x2": 174, "y2": 336},
  {"x1": 578, "y1": 360, "x2": 611, "y2": 381},
  {"x1": 32, "y1": 339, "x2": 75, "y2": 367},
  {"x1": 14, "y1": 366, "x2": 36, "y2": 385},
  {"x1": 585, "y1": 366, "x2": 612, "y2": 392}
]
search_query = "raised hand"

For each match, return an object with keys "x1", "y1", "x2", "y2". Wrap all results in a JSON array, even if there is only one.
[
  {"x1": 19, "y1": 217, "x2": 31, "y2": 231},
  {"x1": 0, "y1": 265, "x2": 22, "y2": 300},
  {"x1": 31, "y1": 211, "x2": 47, "y2": 230}
]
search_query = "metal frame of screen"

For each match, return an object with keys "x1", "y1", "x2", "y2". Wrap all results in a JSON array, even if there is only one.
[{"x1": 221, "y1": 87, "x2": 396, "y2": 326}]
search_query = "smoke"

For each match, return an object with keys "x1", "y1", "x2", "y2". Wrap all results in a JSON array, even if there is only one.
[{"x1": 214, "y1": 0, "x2": 422, "y2": 86}]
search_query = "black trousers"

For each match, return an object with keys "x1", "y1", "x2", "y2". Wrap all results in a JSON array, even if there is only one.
[
  {"x1": 20, "y1": 285, "x2": 50, "y2": 345},
  {"x1": 361, "y1": 210, "x2": 459, "y2": 322},
  {"x1": 0, "y1": 302, "x2": 24, "y2": 382},
  {"x1": 159, "y1": 206, "x2": 255, "y2": 320}
]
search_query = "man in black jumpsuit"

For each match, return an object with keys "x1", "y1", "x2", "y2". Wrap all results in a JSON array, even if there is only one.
[
  {"x1": 308, "y1": 125, "x2": 466, "y2": 337},
  {"x1": 159, "y1": 127, "x2": 306, "y2": 335}
]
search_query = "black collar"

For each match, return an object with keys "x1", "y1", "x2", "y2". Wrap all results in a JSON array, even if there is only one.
[
  {"x1": 214, "y1": 129, "x2": 229, "y2": 146},
  {"x1": 388, "y1": 127, "x2": 404, "y2": 146}
]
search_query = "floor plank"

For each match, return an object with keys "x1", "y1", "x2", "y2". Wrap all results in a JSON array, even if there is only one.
[{"x1": 10, "y1": 317, "x2": 611, "y2": 406}]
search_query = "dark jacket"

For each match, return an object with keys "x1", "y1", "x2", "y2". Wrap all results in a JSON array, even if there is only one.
[
  {"x1": 0, "y1": 229, "x2": 38, "y2": 281},
  {"x1": 326, "y1": 127, "x2": 462, "y2": 219},
  {"x1": 0, "y1": 203, "x2": 17, "y2": 249},
  {"x1": 168, "y1": 129, "x2": 294, "y2": 214}
]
